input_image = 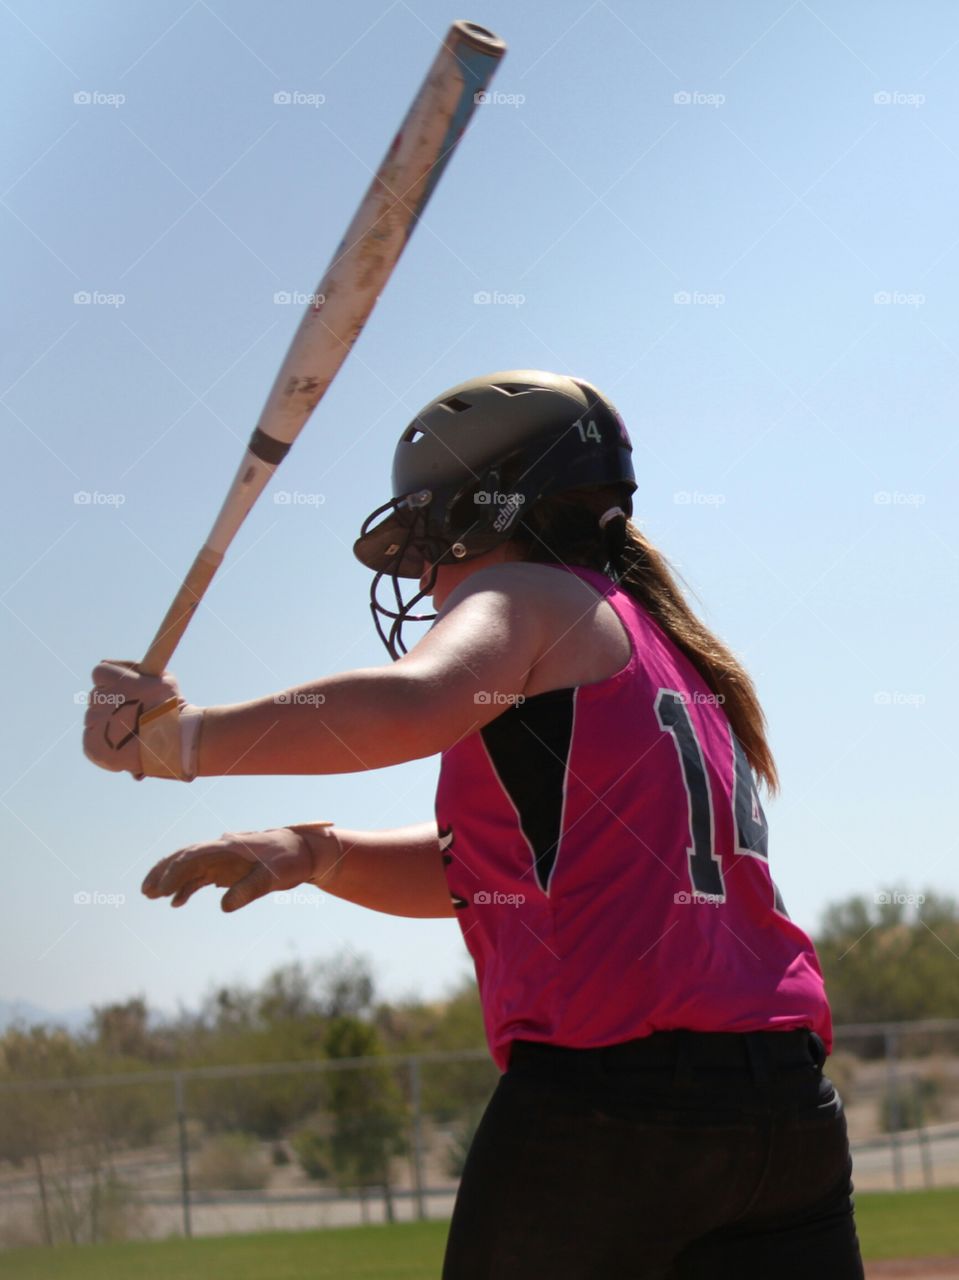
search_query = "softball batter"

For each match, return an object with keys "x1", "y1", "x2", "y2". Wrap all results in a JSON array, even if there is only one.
[{"x1": 84, "y1": 370, "x2": 864, "y2": 1277}]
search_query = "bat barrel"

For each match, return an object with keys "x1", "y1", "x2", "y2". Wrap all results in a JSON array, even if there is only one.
[
  {"x1": 138, "y1": 21, "x2": 506, "y2": 675},
  {"x1": 250, "y1": 20, "x2": 506, "y2": 450}
]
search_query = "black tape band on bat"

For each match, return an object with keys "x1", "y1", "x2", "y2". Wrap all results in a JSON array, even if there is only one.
[{"x1": 248, "y1": 428, "x2": 293, "y2": 465}]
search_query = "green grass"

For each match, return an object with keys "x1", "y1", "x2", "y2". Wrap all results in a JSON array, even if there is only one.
[
  {"x1": 0, "y1": 1189, "x2": 956, "y2": 1277},
  {"x1": 854, "y1": 1187, "x2": 959, "y2": 1260},
  {"x1": 0, "y1": 1221, "x2": 448, "y2": 1280}
]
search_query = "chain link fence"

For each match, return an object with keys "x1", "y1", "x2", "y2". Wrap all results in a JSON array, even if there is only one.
[{"x1": 1, "y1": 1021, "x2": 958, "y2": 1245}]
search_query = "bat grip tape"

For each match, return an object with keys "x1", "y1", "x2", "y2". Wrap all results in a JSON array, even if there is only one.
[{"x1": 248, "y1": 428, "x2": 293, "y2": 465}]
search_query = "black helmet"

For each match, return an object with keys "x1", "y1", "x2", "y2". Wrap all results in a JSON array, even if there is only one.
[{"x1": 353, "y1": 370, "x2": 636, "y2": 658}]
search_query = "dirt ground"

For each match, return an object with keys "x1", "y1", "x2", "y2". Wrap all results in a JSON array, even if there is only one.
[{"x1": 867, "y1": 1260, "x2": 959, "y2": 1277}]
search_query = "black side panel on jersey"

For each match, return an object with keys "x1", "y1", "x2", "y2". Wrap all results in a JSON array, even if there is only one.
[{"x1": 480, "y1": 688, "x2": 575, "y2": 894}]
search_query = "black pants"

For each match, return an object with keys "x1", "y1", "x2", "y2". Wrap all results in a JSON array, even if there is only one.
[{"x1": 443, "y1": 1029, "x2": 864, "y2": 1279}]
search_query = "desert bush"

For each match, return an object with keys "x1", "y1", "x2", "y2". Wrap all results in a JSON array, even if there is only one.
[
  {"x1": 291, "y1": 1124, "x2": 331, "y2": 1181},
  {"x1": 0, "y1": 1171, "x2": 148, "y2": 1245},
  {"x1": 191, "y1": 1132, "x2": 269, "y2": 1191}
]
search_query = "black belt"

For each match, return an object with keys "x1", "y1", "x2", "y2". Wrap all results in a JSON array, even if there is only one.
[{"x1": 509, "y1": 1028, "x2": 826, "y2": 1071}]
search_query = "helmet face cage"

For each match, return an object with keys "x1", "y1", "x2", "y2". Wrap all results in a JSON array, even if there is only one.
[
  {"x1": 369, "y1": 566, "x2": 437, "y2": 660},
  {"x1": 354, "y1": 373, "x2": 637, "y2": 661},
  {"x1": 357, "y1": 496, "x2": 442, "y2": 660}
]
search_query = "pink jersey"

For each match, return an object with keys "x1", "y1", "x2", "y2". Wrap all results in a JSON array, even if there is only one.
[{"x1": 435, "y1": 564, "x2": 832, "y2": 1071}]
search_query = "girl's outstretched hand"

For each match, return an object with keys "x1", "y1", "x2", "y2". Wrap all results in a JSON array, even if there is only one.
[{"x1": 141, "y1": 826, "x2": 325, "y2": 912}]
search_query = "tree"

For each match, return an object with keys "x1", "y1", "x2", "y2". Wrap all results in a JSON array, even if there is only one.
[
  {"x1": 815, "y1": 888, "x2": 959, "y2": 1025},
  {"x1": 90, "y1": 997, "x2": 159, "y2": 1061},
  {"x1": 0, "y1": 1026, "x2": 86, "y2": 1243},
  {"x1": 378, "y1": 979, "x2": 493, "y2": 1123},
  {"x1": 294, "y1": 1017, "x2": 408, "y2": 1220},
  {"x1": 183, "y1": 957, "x2": 376, "y2": 1138},
  {"x1": 0, "y1": 1025, "x2": 153, "y2": 1244}
]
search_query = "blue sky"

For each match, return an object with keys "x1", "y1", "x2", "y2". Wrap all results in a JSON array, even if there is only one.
[{"x1": 2, "y1": 0, "x2": 957, "y2": 1024}]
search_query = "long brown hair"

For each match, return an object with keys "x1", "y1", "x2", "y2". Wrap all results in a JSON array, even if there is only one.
[{"x1": 511, "y1": 484, "x2": 779, "y2": 793}]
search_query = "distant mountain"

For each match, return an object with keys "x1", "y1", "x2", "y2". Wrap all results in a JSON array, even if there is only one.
[{"x1": 0, "y1": 999, "x2": 92, "y2": 1034}]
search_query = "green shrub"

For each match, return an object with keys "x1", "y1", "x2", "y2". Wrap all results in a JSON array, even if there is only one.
[
  {"x1": 191, "y1": 1132, "x2": 269, "y2": 1190},
  {"x1": 291, "y1": 1126, "x2": 331, "y2": 1181}
]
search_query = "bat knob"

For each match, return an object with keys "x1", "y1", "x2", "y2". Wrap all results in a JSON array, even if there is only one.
[{"x1": 451, "y1": 21, "x2": 507, "y2": 56}]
